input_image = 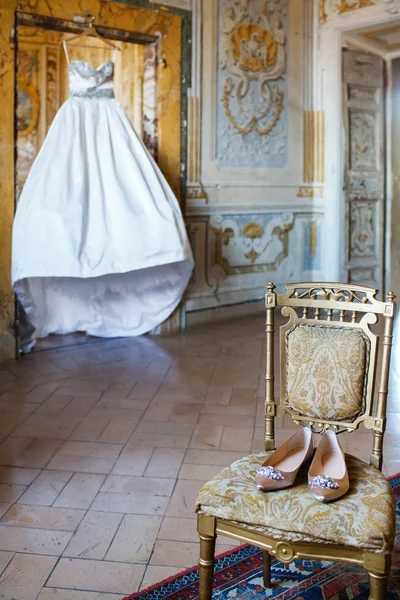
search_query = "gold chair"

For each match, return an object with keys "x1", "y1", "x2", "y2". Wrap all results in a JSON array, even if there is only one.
[{"x1": 196, "y1": 282, "x2": 397, "y2": 600}]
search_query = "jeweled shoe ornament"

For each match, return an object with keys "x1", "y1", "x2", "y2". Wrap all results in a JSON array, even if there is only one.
[
  {"x1": 308, "y1": 430, "x2": 349, "y2": 503},
  {"x1": 310, "y1": 475, "x2": 339, "y2": 490},
  {"x1": 256, "y1": 466, "x2": 284, "y2": 481},
  {"x1": 255, "y1": 427, "x2": 313, "y2": 492}
]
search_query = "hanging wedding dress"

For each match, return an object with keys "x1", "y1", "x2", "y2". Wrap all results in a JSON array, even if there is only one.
[{"x1": 12, "y1": 44, "x2": 193, "y2": 339}]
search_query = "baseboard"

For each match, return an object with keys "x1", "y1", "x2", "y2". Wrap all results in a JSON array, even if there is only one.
[{"x1": 185, "y1": 299, "x2": 265, "y2": 328}]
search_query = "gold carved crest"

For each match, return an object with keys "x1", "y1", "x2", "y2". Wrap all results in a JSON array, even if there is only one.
[{"x1": 220, "y1": 0, "x2": 288, "y2": 137}]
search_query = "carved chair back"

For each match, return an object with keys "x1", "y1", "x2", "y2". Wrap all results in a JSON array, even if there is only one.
[{"x1": 264, "y1": 282, "x2": 396, "y2": 470}]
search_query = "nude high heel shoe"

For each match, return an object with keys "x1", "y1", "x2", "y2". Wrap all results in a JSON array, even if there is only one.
[
  {"x1": 256, "y1": 427, "x2": 313, "y2": 492},
  {"x1": 308, "y1": 430, "x2": 349, "y2": 503}
]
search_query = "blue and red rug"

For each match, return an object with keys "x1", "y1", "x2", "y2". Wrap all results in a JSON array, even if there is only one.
[{"x1": 125, "y1": 474, "x2": 400, "y2": 600}]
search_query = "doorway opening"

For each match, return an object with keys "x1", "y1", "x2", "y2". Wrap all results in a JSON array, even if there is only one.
[{"x1": 340, "y1": 19, "x2": 400, "y2": 297}]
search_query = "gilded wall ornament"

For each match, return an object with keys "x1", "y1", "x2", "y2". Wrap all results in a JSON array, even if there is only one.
[
  {"x1": 320, "y1": 0, "x2": 400, "y2": 22},
  {"x1": 210, "y1": 213, "x2": 294, "y2": 275},
  {"x1": 336, "y1": 0, "x2": 375, "y2": 13},
  {"x1": 219, "y1": 0, "x2": 287, "y2": 137}
]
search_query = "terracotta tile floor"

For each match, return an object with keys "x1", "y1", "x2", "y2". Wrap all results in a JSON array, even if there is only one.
[{"x1": 0, "y1": 313, "x2": 399, "y2": 599}]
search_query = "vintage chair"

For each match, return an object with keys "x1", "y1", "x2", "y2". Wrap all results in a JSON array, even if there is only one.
[{"x1": 196, "y1": 282, "x2": 397, "y2": 600}]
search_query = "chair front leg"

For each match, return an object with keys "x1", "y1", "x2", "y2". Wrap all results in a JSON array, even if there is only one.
[
  {"x1": 263, "y1": 550, "x2": 272, "y2": 588},
  {"x1": 198, "y1": 515, "x2": 216, "y2": 600},
  {"x1": 368, "y1": 571, "x2": 390, "y2": 600},
  {"x1": 199, "y1": 532, "x2": 216, "y2": 600}
]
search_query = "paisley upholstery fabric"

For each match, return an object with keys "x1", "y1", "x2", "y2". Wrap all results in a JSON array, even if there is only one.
[
  {"x1": 196, "y1": 453, "x2": 395, "y2": 553},
  {"x1": 285, "y1": 324, "x2": 370, "y2": 421}
]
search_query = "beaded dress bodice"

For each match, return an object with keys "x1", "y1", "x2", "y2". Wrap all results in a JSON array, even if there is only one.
[{"x1": 68, "y1": 60, "x2": 115, "y2": 99}]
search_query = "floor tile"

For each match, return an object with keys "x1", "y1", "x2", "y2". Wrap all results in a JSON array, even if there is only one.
[
  {"x1": 0, "y1": 484, "x2": 27, "y2": 503},
  {"x1": 204, "y1": 385, "x2": 232, "y2": 405},
  {"x1": 0, "y1": 525, "x2": 72, "y2": 554},
  {"x1": 105, "y1": 514, "x2": 162, "y2": 563},
  {"x1": 12, "y1": 439, "x2": 63, "y2": 469},
  {"x1": 129, "y1": 382, "x2": 159, "y2": 400},
  {"x1": 0, "y1": 553, "x2": 57, "y2": 600},
  {"x1": 91, "y1": 492, "x2": 169, "y2": 515},
  {"x1": 158, "y1": 516, "x2": 198, "y2": 542},
  {"x1": 36, "y1": 394, "x2": 74, "y2": 415},
  {"x1": 219, "y1": 426, "x2": 254, "y2": 452},
  {"x1": 0, "y1": 437, "x2": 33, "y2": 466},
  {"x1": 165, "y1": 480, "x2": 200, "y2": 519},
  {"x1": 63, "y1": 511, "x2": 123, "y2": 559},
  {"x1": 111, "y1": 446, "x2": 154, "y2": 476},
  {"x1": 0, "y1": 467, "x2": 40, "y2": 486},
  {"x1": 149, "y1": 540, "x2": 199, "y2": 568},
  {"x1": 97, "y1": 419, "x2": 138, "y2": 444},
  {"x1": 197, "y1": 413, "x2": 255, "y2": 427},
  {"x1": 190, "y1": 425, "x2": 223, "y2": 450},
  {"x1": 47, "y1": 558, "x2": 145, "y2": 594},
  {"x1": 1, "y1": 504, "x2": 85, "y2": 531},
  {"x1": 18, "y1": 471, "x2": 72, "y2": 506},
  {"x1": 178, "y1": 463, "x2": 222, "y2": 481},
  {"x1": 56, "y1": 441, "x2": 123, "y2": 460},
  {"x1": 12, "y1": 415, "x2": 83, "y2": 440},
  {"x1": 38, "y1": 590, "x2": 122, "y2": 599},
  {"x1": 68, "y1": 417, "x2": 110, "y2": 442},
  {"x1": 230, "y1": 387, "x2": 258, "y2": 406},
  {"x1": 46, "y1": 455, "x2": 116, "y2": 475},
  {"x1": 53, "y1": 474, "x2": 106, "y2": 509},
  {"x1": 101, "y1": 475, "x2": 175, "y2": 496},
  {"x1": 128, "y1": 432, "x2": 190, "y2": 449},
  {"x1": 144, "y1": 448, "x2": 185, "y2": 479},
  {"x1": 135, "y1": 421, "x2": 195, "y2": 436},
  {"x1": 60, "y1": 396, "x2": 99, "y2": 417},
  {"x1": 0, "y1": 505, "x2": 10, "y2": 519},
  {"x1": 183, "y1": 449, "x2": 245, "y2": 466},
  {"x1": 0, "y1": 551, "x2": 14, "y2": 576}
]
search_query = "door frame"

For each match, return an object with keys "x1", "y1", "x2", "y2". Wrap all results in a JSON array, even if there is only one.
[
  {"x1": 319, "y1": 6, "x2": 393, "y2": 288},
  {"x1": 0, "y1": 0, "x2": 186, "y2": 361}
]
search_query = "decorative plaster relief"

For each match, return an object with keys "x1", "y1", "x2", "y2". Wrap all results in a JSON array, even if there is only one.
[
  {"x1": 210, "y1": 212, "x2": 294, "y2": 275},
  {"x1": 350, "y1": 202, "x2": 376, "y2": 259},
  {"x1": 349, "y1": 110, "x2": 376, "y2": 170},
  {"x1": 216, "y1": 0, "x2": 288, "y2": 168},
  {"x1": 303, "y1": 220, "x2": 322, "y2": 271},
  {"x1": 320, "y1": 0, "x2": 400, "y2": 23}
]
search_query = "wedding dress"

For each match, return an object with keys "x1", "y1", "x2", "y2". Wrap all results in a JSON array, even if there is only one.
[{"x1": 12, "y1": 44, "x2": 193, "y2": 339}]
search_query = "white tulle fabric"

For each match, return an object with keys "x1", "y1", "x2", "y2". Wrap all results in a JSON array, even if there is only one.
[{"x1": 12, "y1": 58, "x2": 193, "y2": 338}]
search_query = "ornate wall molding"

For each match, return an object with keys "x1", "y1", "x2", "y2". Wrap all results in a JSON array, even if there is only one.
[
  {"x1": 209, "y1": 213, "x2": 294, "y2": 275},
  {"x1": 296, "y1": 186, "x2": 324, "y2": 198},
  {"x1": 216, "y1": 0, "x2": 289, "y2": 168},
  {"x1": 303, "y1": 110, "x2": 325, "y2": 183},
  {"x1": 320, "y1": 0, "x2": 400, "y2": 23}
]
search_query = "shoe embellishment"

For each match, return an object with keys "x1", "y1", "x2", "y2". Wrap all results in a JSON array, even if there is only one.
[
  {"x1": 310, "y1": 475, "x2": 339, "y2": 490},
  {"x1": 256, "y1": 466, "x2": 284, "y2": 481}
]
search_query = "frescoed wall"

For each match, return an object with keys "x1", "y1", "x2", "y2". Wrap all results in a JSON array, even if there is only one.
[
  {"x1": 216, "y1": 0, "x2": 288, "y2": 169},
  {"x1": 184, "y1": 0, "x2": 325, "y2": 318}
]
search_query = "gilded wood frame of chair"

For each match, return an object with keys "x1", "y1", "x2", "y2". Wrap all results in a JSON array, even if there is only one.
[{"x1": 197, "y1": 282, "x2": 396, "y2": 600}]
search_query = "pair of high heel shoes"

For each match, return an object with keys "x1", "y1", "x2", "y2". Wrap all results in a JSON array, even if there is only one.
[{"x1": 255, "y1": 428, "x2": 349, "y2": 503}]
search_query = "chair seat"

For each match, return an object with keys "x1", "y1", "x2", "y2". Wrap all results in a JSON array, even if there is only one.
[{"x1": 196, "y1": 452, "x2": 396, "y2": 553}]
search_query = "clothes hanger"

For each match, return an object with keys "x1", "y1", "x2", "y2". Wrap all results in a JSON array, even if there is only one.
[{"x1": 60, "y1": 16, "x2": 119, "y2": 50}]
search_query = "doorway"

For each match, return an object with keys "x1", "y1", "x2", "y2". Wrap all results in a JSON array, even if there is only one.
[{"x1": 340, "y1": 20, "x2": 400, "y2": 297}]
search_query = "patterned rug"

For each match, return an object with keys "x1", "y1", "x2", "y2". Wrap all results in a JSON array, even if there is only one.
[{"x1": 124, "y1": 474, "x2": 400, "y2": 600}]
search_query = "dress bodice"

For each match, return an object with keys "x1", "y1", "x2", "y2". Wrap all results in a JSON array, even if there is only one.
[{"x1": 68, "y1": 60, "x2": 115, "y2": 99}]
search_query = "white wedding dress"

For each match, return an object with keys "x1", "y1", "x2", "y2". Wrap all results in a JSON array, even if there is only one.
[{"x1": 12, "y1": 44, "x2": 193, "y2": 339}]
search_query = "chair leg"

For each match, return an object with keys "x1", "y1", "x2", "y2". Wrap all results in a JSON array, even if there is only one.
[
  {"x1": 368, "y1": 571, "x2": 390, "y2": 600},
  {"x1": 263, "y1": 550, "x2": 272, "y2": 588},
  {"x1": 199, "y1": 532, "x2": 216, "y2": 600}
]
